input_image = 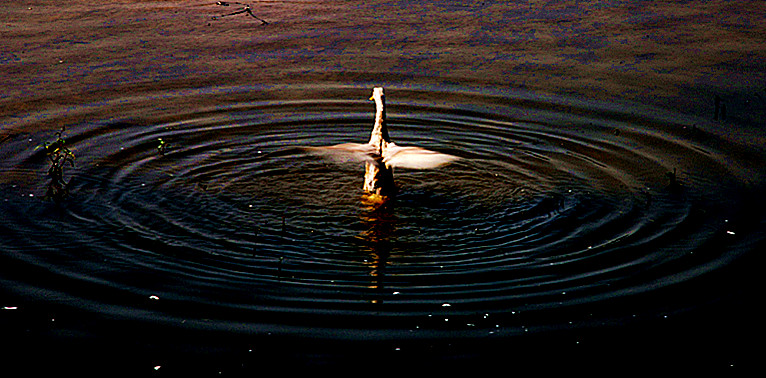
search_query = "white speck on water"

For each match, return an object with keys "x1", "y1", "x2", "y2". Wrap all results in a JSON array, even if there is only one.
[
  {"x1": 442, "y1": 303, "x2": 451, "y2": 307},
  {"x1": 2, "y1": 306, "x2": 18, "y2": 310},
  {"x1": 726, "y1": 230, "x2": 735, "y2": 235},
  {"x1": 154, "y1": 366, "x2": 161, "y2": 371},
  {"x1": 149, "y1": 295, "x2": 160, "y2": 300}
]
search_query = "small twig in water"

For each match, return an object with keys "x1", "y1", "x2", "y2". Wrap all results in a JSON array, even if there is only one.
[
  {"x1": 213, "y1": 1, "x2": 268, "y2": 24},
  {"x1": 665, "y1": 167, "x2": 681, "y2": 192},
  {"x1": 40, "y1": 126, "x2": 75, "y2": 201},
  {"x1": 157, "y1": 138, "x2": 167, "y2": 155}
]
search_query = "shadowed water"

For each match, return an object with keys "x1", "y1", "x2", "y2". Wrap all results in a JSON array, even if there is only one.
[{"x1": 1, "y1": 0, "x2": 765, "y2": 374}]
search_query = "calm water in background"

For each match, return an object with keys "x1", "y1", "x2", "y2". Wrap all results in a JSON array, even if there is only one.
[{"x1": 1, "y1": 0, "x2": 764, "y2": 374}]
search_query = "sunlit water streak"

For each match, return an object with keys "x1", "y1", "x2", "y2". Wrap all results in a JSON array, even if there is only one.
[{"x1": 2, "y1": 85, "x2": 763, "y2": 356}]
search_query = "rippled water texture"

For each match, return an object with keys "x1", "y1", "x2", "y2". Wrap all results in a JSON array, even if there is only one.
[{"x1": 2, "y1": 0, "x2": 765, "y2": 374}]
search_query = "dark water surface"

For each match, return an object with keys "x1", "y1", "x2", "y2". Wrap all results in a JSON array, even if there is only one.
[{"x1": 2, "y1": 0, "x2": 764, "y2": 374}]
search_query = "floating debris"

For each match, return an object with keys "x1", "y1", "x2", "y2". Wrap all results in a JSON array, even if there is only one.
[{"x1": 212, "y1": 2, "x2": 268, "y2": 24}]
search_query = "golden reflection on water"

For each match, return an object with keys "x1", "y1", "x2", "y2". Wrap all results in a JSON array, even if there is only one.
[{"x1": 358, "y1": 196, "x2": 397, "y2": 301}]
